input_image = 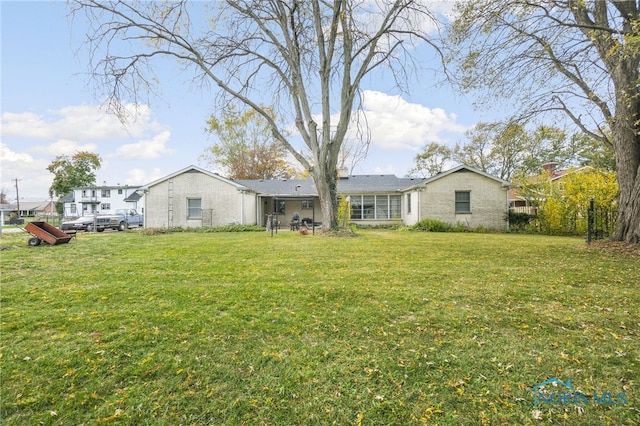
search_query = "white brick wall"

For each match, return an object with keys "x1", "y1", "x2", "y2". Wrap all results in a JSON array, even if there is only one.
[
  {"x1": 420, "y1": 170, "x2": 508, "y2": 230},
  {"x1": 145, "y1": 170, "x2": 256, "y2": 228}
]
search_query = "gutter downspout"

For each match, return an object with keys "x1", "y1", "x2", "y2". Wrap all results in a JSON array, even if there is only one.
[
  {"x1": 239, "y1": 190, "x2": 245, "y2": 225},
  {"x1": 505, "y1": 185, "x2": 510, "y2": 230},
  {"x1": 417, "y1": 187, "x2": 423, "y2": 223}
]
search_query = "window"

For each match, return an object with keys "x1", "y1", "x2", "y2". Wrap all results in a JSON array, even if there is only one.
[
  {"x1": 118, "y1": 189, "x2": 123, "y2": 195},
  {"x1": 70, "y1": 204, "x2": 77, "y2": 214},
  {"x1": 101, "y1": 189, "x2": 111, "y2": 197},
  {"x1": 187, "y1": 198, "x2": 202, "y2": 219},
  {"x1": 455, "y1": 191, "x2": 471, "y2": 213},
  {"x1": 350, "y1": 196, "x2": 363, "y2": 219},
  {"x1": 302, "y1": 200, "x2": 313, "y2": 209},
  {"x1": 277, "y1": 200, "x2": 286, "y2": 214},
  {"x1": 390, "y1": 195, "x2": 401, "y2": 218},
  {"x1": 349, "y1": 194, "x2": 402, "y2": 220},
  {"x1": 101, "y1": 203, "x2": 111, "y2": 211},
  {"x1": 407, "y1": 193, "x2": 412, "y2": 214},
  {"x1": 362, "y1": 195, "x2": 375, "y2": 219},
  {"x1": 376, "y1": 195, "x2": 388, "y2": 219}
]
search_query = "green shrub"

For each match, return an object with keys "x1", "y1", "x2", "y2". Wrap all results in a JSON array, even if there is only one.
[
  {"x1": 507, "y1": 211, "x2": 537, "y2": 231},
  {"x1": 201, "y1": 225, "x2": 265, "y2": 233},
  {"x1": 411, "y1": 218, "x2": 456, "y2": 232},
  {"x1": 141, "y1": 227, "x2": 171, "y2": 235},
  {"x1": 352, "y1": 223, "x2": 403, "y2": 230},
  {"x1": 142, "y1": 225, "x2": 265, "y2": 235}
]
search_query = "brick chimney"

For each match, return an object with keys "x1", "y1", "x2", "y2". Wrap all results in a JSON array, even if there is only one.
[{"x1": 542, "y1": 162, "x2": 559, "y2": 174}]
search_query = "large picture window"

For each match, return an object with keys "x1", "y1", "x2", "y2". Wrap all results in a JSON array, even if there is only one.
[
  {"x1": 187, "y1": 198, "x2": 202, "y2": 219},
  {"x1": 455, "y1": 191, "x2": 471, "y2": 213},
  {"x1": 349, "y1": 195, "x2": 401, "y2": 220}
]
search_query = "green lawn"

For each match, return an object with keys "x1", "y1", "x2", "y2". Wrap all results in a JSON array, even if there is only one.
[{"x1": 1, "y1": 230, "x2": 638, "y2": 425}]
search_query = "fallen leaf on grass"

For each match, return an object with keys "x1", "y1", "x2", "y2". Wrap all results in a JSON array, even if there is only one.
[
  {"x1": 421, "y1": 406, "x2": 443, "y2": 423},
  {"x1": 97, "y1": 408, "x2": 124, "y2": 423}
]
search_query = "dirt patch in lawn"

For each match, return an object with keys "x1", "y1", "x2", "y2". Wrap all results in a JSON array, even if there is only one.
[{"x1": 586, "y1": 240, "x2": 640, "y2": 258}]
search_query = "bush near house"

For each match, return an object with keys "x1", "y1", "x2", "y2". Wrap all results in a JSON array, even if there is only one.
[
  {"x1": 411, "y1": 218, "x2": 458, "y2": 232},
  {"x1": 518, "y1": 168, "x2": 618, "y2": 236},
  {"x1": 507, "y1": 211, "x2": 537, "y2": 231}
]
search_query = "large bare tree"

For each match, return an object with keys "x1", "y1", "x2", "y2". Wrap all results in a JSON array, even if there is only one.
[
  {"x1": 71, "y1": 0, "x2": 438, "y2": 231},
  {"x1": 448, "y1": 0, "x2": 640, "y2": 243}
]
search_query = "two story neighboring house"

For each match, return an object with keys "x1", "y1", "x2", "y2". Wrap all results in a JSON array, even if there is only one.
[
  {"x1": 139, "y1": 164, "x2": 511, "y2": 230},
  {"x1": 61, "y1": 185, "x2": 144, "y2": 218}
]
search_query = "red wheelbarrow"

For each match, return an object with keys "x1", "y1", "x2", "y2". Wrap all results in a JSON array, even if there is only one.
[{"x1": 24, "y1": 222, "x2": 74, "y2": 246}]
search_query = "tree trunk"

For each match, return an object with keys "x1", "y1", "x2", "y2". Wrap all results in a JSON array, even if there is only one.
[
  {"x1": 609, "y1": 64, "x2": 640, "y2": 244},
  {"x1": 611, "y1": 152, "x2": 640, "y2": 243},
  {"x1": 312, "y1": 164, "x2": 338, "y2": 232},
  {"x1": 612, "y1": 173, "x2": 640, "y2": 243}
]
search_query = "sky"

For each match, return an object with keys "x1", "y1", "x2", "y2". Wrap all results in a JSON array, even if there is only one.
[{"x1": 1, "y1": 1, "x2": 499, "y2": 202}]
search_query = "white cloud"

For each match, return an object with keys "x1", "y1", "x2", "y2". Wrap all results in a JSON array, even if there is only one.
[
  {"x1": 111, "y1": 130, "x2": 175, "y2": 160},
  {"x1": 303, "y1": 90, "x2": 466, "y2": 155},
  {"x1": 125, "y1": 167, "x2": 164, "y2": 185},
  {"x1": 373, "y1": 163, "x2": 398, "y2": 174},
  {"x1": 0, "y1": 143, "x2": 51, "y2": 199},
  {"x1": 355, "y1": 0, "x2": 454, "y2": 47},
  {"x1": 336, "y1": 90, "x2": 466, "y2": 151},
  {"x1": 1, "y1": 142, "x2": 35, "y2": 164},
  {"x1": 1, "y1": 103, "x2": 163, "y2": 141},
  {"x1": 1, "y1": 112, "x2": 51, "y2": 139},
  {"x1": 360, "y1": 90, "x2": 467, "y2": 150},
  {"x1": 1, "y1": 103, "x2": 174, "y2": 198},
  {"x1": 34, "y1": 139, "x2": 99, "y2": 156}
]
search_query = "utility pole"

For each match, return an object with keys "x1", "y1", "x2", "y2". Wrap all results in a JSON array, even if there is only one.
[{"x1": 15, "y1": 178, "x2": 22, "y2": 217}]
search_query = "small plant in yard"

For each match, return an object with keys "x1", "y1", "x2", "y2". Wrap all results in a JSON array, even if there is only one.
[
  {"x1": 411, "y1": 217, "x2": 457, "y2": 232},
  {"x1": 1, "y1": 231, "x2": 638, "y2": 425},
  {"x1": 507, "y1": 211, "x2": 537, "y2": 231}
]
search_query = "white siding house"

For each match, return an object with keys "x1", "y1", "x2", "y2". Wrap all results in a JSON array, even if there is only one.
[{"x1": 61, "y1": 185, "x2": 144, "y2": 218}]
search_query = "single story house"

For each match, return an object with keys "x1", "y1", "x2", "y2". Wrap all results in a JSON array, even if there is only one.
[
  {"x1": 139, "y1": 164, "x2": 511, "y2": 230},
  {"x1": 6, "y1": 200, "x2": 57, "y2": 218},
  {"x1": 0, "y1": 201, "x2": 57, "y2": 224}
]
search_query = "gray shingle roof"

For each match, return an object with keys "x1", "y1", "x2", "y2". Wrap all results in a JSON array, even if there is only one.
[
  {"x1": 124, "y1": 191, "x2": 144, "y2": 202},
  {"x1": 237, "y1": 175, "x2": 426, "y2": 196},
  {"x1": 236, "y1": 178, "x2": 317, "y2": 196},
  {"x1": 337, "y1": 175, "x2": 425, "y2": 193}
]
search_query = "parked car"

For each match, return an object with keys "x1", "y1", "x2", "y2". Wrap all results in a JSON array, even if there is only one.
[
  {"x1": 94, "y1": 209, "x2": 144, "y2": 231},
  {"x1": 60, "y1": 216, "x2": 95, "y2": 231},
  {"x1": 60, "y1": 209, "x2": 144, "y2": 232}
]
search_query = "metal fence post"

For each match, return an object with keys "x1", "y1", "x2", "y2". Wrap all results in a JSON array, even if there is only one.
[{"x1": 586, "y1": 197, "x2": 594, "y2": 245}]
